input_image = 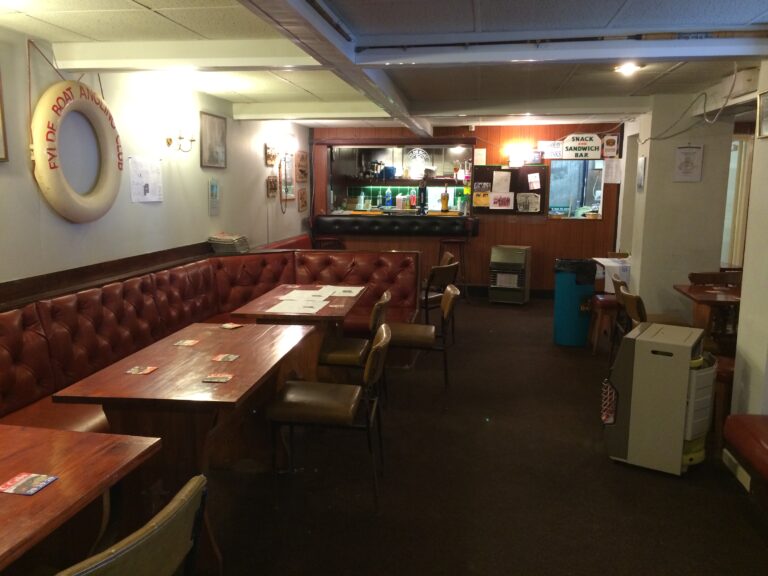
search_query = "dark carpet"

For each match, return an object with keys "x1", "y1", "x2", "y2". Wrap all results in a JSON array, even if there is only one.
[{"x1": 208, "y1": 298, "x2": 768, "y2": 575}]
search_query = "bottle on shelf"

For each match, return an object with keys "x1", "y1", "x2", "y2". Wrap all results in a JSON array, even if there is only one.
[
  {"x1": 441, "y1": 183, "x2": 450, "y2": 212},
  {"x1": 384, "y1": 187, "x2": 392, "y2": 207}
]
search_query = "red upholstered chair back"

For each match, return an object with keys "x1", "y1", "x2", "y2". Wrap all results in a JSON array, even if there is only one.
[
  {"x1": 0, "y1": 305, "x2": 59, "y2": 416},
  {"x1": 37, "y1": 277, "x2": 162, "y2": 388},
  {"x1": 212, "y1": 253, "x2": 297, "y2": 313}
]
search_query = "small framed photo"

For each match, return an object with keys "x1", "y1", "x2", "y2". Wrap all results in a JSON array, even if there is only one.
[
  {"x1": 295, "y1": 150, "x2": 308, "y2": 183},
  {"x1": 265, "y1": 144, "x2": 277, "y2": 167},
  {"x1": 758, "y1": 90, "x2": 768, "y2": 138},
  {"x1": 200, "y1": 112, "x2": 227, "y2": 168}
]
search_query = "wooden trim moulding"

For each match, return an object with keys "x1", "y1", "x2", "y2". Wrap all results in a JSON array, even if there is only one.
[{"x1": 0, "y1": 242, "x2": 213, "y2": 312}]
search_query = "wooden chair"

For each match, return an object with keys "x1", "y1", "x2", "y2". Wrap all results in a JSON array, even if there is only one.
[
  {"x1": 390, "y1": 284, "x2": 460, "y2": 392},
  {"x1": 619, "y1": 285, "x2": 688, "y2": 328},
  {"x1": 422, "y1": 261, "x2": 459, "y2": 324},
  {"x1": 439, "y1": 250, "x2": 456, "y2": 266},
  {"x1": 688, "y1": 271, "x2": 742, "y2": 286},
  {"x1": 607, "y1": 251, "x2": 629, "y2": 258},
  {"x1": 267, "y1": 324, "x2": 391, "y2": 508},
  {"x1": 56, "y1": 475, "x2": 207, "y2": 576}
]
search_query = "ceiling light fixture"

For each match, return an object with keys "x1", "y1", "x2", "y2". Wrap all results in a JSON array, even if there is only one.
[{"x1": 615, "y1": 62, "x2": 644, "y2": 77}]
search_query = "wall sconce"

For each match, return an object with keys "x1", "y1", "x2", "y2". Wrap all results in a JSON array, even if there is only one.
[
  {"x1": 166, "y1": 134, "x2": 196, "y2": 153},
  {"x1": 504, "y1": 142, "x2": 534, "y2": 168}
]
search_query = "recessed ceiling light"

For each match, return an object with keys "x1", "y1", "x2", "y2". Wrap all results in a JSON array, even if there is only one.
[
  {"x1": 615, "y1": 62, "x2": 644, "y2": 77},
  {"x1": 458, "y1": 114, "x2": 467, "y2": 117}
]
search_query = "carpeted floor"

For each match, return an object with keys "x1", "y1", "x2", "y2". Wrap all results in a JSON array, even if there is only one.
[{"x1": 208, "y1": 297, "x2": 768, "y2": 575}]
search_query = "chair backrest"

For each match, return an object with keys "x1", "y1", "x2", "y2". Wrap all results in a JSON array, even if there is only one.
[
  {"x1": 427, "y1": 261, "x2": 459, "y2": 290},
  {"x1": 368, "y1": 290, "x2": 391, "y2": 334},
  {"x1": 688, "y1": 271, "x2": 742, "y2": 286},
  {"x1": 608, "y1": 251, "x2": 629, "y2": 259},
  {"x1": 363, "y1": 323, "x2": 391, "y2": 390},
  {"x1": 440, "y1": 284, "x2": 461, "y2": 327},
  {"x1": 619, "y1": 285, "x2": 647, "y2": 324},
  {"x1": 57, "y1": 475, "x2": 207, "y2": 576},
  {"x1": 611, "y1": 274, "x2": 628, "y2": 307},
  {"x1": 439, "y1": 251, "x2": 456, "y2": 266}
]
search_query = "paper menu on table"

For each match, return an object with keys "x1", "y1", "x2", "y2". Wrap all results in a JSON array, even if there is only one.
[
  {"x1": 328, "y1": 286, "x2": 364, "y2": 297},
  {"x1": 267, "y1": 300, "x2": 328, "y2": 314},
  {"x1": 279, "y1": 288, "x2": 330, "y2": 301}
]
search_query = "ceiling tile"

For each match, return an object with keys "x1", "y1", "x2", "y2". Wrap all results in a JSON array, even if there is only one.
[
  {"x1": 326, "y1": 0, "x2": 475, "y2": 36},
  {"x1": 157, "y1": 6, "x2": 281, "y2": 39},
  {"x1": 5, "y1": 0, "x2": 138, "y2": 10},
  {"x1": 611, "y1": 0, "x2": 768, "y2": 28},
  {"x1": 25, "y1": 9, "x2": 200, "y2": 41},
  {"x1": 139, "y1": 0, "x2": 240, "y2": 7},
  {"x1": 0, "y1": 13, "x2": 91, "y2": 41},
  {"x1": 478, "y1": 0, "x2": 625, "y2": 33}
]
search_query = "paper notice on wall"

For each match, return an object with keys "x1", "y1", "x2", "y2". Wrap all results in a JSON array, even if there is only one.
[
  {"x1": 491, "y1": 170, "x2": 511, "y2": 193},
  {"x1": 489, "y1": 192, "x2": 513, "y2": 210},
  {"x1": 674, "y1": 145, "x2": 703, "y2": 182},
  {"x1": 604, "y1": 158, "x2": 623, "y2": 184},
  {"x1": 527, "y1": 172, "x2": 541, "y2": 190},
  {"x1": 129, "y1": 157, "x2": 163, "y2": 202},
  {"x1": 516, "y1": 192, "x2": 541, "y2": 213},
  {"x1": 474, "y1": 148, "x2": 487, "y2": 166}
]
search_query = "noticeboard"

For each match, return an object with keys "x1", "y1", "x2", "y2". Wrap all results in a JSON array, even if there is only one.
[{"x1": 471, "y1": 164, "x2": 547, "y2": 215}]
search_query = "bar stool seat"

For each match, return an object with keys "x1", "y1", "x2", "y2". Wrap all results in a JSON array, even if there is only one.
[{"x1": 589, "y1": 293, "x2": 618, "y2": 355}]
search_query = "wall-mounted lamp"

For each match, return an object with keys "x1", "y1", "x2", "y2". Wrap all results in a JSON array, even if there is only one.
[
  {"x1": 166, "y1": 134, "x2": 196, "y2": 153},
  {"x1": 504, "y1": 142, "x2": 534, "y2": 168}
]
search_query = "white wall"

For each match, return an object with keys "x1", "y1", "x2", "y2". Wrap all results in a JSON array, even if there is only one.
[
  {"x1": 631, "y1": 95, "x2": 733, "y2": 321},
  {"x1": 0, "y1": 30, "x2": 307, "y2": 283},
  {"x1": 732, "y1": 60, "x2": 768, "y2": 414}
]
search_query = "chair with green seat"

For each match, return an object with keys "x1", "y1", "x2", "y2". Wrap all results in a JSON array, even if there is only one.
[
  {"x1": 317, "y1": 290, "x2": 390, "y2": 371},
  {"x1": 267, "y1": 323, "x2": 391, "y2": 507},
  {"x1": 56, "y1": 475, "x2": 207, "y2": 576},
  {"x1": 390, "y1": 284, "x2": 460, "y2": 392}
]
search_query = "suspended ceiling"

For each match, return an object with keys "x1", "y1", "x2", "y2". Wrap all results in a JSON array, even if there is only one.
[{"x1": 0, "y1": 0, "x2": 767, "y2": 132}]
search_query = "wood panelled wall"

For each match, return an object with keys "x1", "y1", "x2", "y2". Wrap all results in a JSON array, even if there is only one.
[{"x1": 311, "y1": 124, "x2": 621, "y2": 291}]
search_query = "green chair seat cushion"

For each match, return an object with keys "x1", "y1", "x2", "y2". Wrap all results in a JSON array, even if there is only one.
[
  {"x1": 389, "y1": 322, "x2": 436, "y2": 348},
  {"x1": 318, "y1": 336, "x2": 370, "y2": 367}
]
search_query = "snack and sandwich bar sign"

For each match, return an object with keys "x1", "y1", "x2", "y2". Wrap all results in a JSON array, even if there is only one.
[{"x1": 562, "y1": 133, "x2": 602, "y2": 160}]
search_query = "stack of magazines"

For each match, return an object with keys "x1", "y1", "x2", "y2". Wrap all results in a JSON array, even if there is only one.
[{"x1": 208, "y1": 233, "x2": 250, "y2": 254}]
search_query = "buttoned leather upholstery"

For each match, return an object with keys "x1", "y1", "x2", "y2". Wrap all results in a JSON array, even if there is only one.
[
  {"x1": 0, "y1": 249, "x2": 417, "y2": 432},
  {"x1": 211, "y1": 253, "x2": 297, "y2": 315},
  {"x1": 295, "y1": 250, "x2": 418, "y2": 336}
]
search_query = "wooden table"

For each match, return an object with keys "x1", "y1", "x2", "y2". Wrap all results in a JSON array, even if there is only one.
[
  {"x1": 0, "y1": 425, "x2": 160, "y2": 572},
  {"x1": 53, "y1": 322, "x2": 314, "y2": 575},
  {"x1": 231, "y1": 284, "x2": 365, "y2": 329},
  {"x1": 673, "y1": 283, "x2": 741, "y2": 333}
]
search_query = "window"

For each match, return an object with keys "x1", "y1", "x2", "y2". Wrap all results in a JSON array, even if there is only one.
[{"x1": 548, "y1": 160, "x2": 604, "y2": 218}]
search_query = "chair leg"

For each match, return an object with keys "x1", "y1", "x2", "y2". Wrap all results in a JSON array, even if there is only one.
[
  {"x1": 442, "y1": 345, "x2": 449, "y2": 391},
  {"x1": 591, "y1": 308, "x2": 604, "y2": 355},
  {"x1": 366, "y1": 424, "x2": 380, "y2": 510},
  {"x1": 288, "y1": 424, "x2": 295, "y2": 472}
]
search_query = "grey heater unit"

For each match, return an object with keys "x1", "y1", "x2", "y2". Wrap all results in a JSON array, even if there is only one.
[{"x1": 489, "y1": 245, "x2": 531, "y2": 304}]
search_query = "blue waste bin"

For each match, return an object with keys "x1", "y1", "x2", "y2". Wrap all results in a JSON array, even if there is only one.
[{"x1": 554, "y1": 259, "x2": 597, "y2": 346}]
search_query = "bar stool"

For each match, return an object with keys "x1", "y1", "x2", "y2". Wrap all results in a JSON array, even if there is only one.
[{"x1": 589, "y1": 293, "x2": 618, "y2": 355}]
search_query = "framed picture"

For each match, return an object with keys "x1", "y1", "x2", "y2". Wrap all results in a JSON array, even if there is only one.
[
  {"x1": 208, "y1": 177, "x2": 220, "y2": 216},
  {"x1": 266, "y1": 175, "x2": 278, "y2": 198},
  {"x1": 758, "y1": 90, "x2": 768, "y2": 138},
  {"x1": 295, "y1": 150, "x2": 308, "y2": 183},
  {"x1": 200, "y1": 112, "x2": 227, "y2": 168},
  {"x1": 636, "y1": 156, "x2": 646, "y2": 193},
  {"x1": 265, "y1": 144, "x2": 278, "y2": 167},
  {"x1": 0, "y1": 71, "x2": 7, "y2": 162},
  {"x1": 297, "y1": 187, "x2": 308, "y2": 212}
]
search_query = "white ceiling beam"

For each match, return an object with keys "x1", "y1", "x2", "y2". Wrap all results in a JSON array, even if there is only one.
[
  {"x1": 242, "y1": 0, "x2": 431, "y2": 137},
  {"x1": 52, "y1": 39, "x2": 319, "y2": 71},
  {"x1": 355, "y1": 38, "x2": 768, "y2": 67},
  {"x1": 411, "y1": 96, "x2": 652, "y2": 118},
  {"x1": 233, "y1": 100, "x2": 389, "y2": 120}
]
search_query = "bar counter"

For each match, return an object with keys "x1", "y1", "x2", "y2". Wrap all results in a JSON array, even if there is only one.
[{"x1": 314, "y1": 213, "x2": 477, "y2": 238}]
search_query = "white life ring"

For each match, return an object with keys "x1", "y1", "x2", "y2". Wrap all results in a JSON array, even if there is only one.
[{"x1": 31, "y1": 80, "x2": 123, "y2": 223}]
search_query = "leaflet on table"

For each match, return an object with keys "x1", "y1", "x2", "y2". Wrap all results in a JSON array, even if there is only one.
[
  {"x1": 327, "y1": 285, "x2": 364, "y2": 297},
  {"x1": 1, "y1": 472, "x2": 58, "y2": 495},
  {"x1": 279, "y1": 287, "x2": 334, "y2": 301},
  {"x1": 267, "y1": 300, "x2": 328, "y2": 314}
]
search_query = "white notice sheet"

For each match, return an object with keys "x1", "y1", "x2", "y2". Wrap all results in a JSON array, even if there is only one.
[
  {"x1": 267, "y1": 300, "x2": 328, "y2": 314},
  {"x1": 491, "y1": 170, "x2": 511, "y2": 193},
  {"x1": 328, "y1": 286, "x2": 365, "y2": 297},
  {"x1": 279, "y1": 289, "x2": 328, "y2": 301}
]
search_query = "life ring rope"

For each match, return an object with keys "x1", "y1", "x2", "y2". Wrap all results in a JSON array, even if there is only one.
[{"x1": 31, "y1": 80, "x2": 123, "y2": 223}]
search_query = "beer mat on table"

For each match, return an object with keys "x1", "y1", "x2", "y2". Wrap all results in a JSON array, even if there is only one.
[
  {"x1": 212, "y1": 354, "x2": 239, "y2": 362},
  {"x1": 174, "y1": 339, "x2": 199, "y2": 346},
  {"x1": 220, "y1": 323, "x2": 243, "y2": 330},
  {"x1": 126, "y1": 365, "x2": 157, "y2": 375},
  {"x1": 203, "y1": 373, "x2": 233, "y2": 383},
  {"x1": 1, "y1": 473, "x2": 58, "y2": 495}
]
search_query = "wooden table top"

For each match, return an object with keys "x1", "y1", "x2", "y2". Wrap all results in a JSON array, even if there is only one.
[
  {"x1": 53, "y1": 323, "x2": 314, "y2": 409},
  {"x1": 673, "y1": 284, "x2": 741, "y2": 306},
  {"x1": 0, "y1": 425, "x2": 160, "y2": 571},
  {"x1": 231, "y1": 284, "x2": 365, "y2": 325}
]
